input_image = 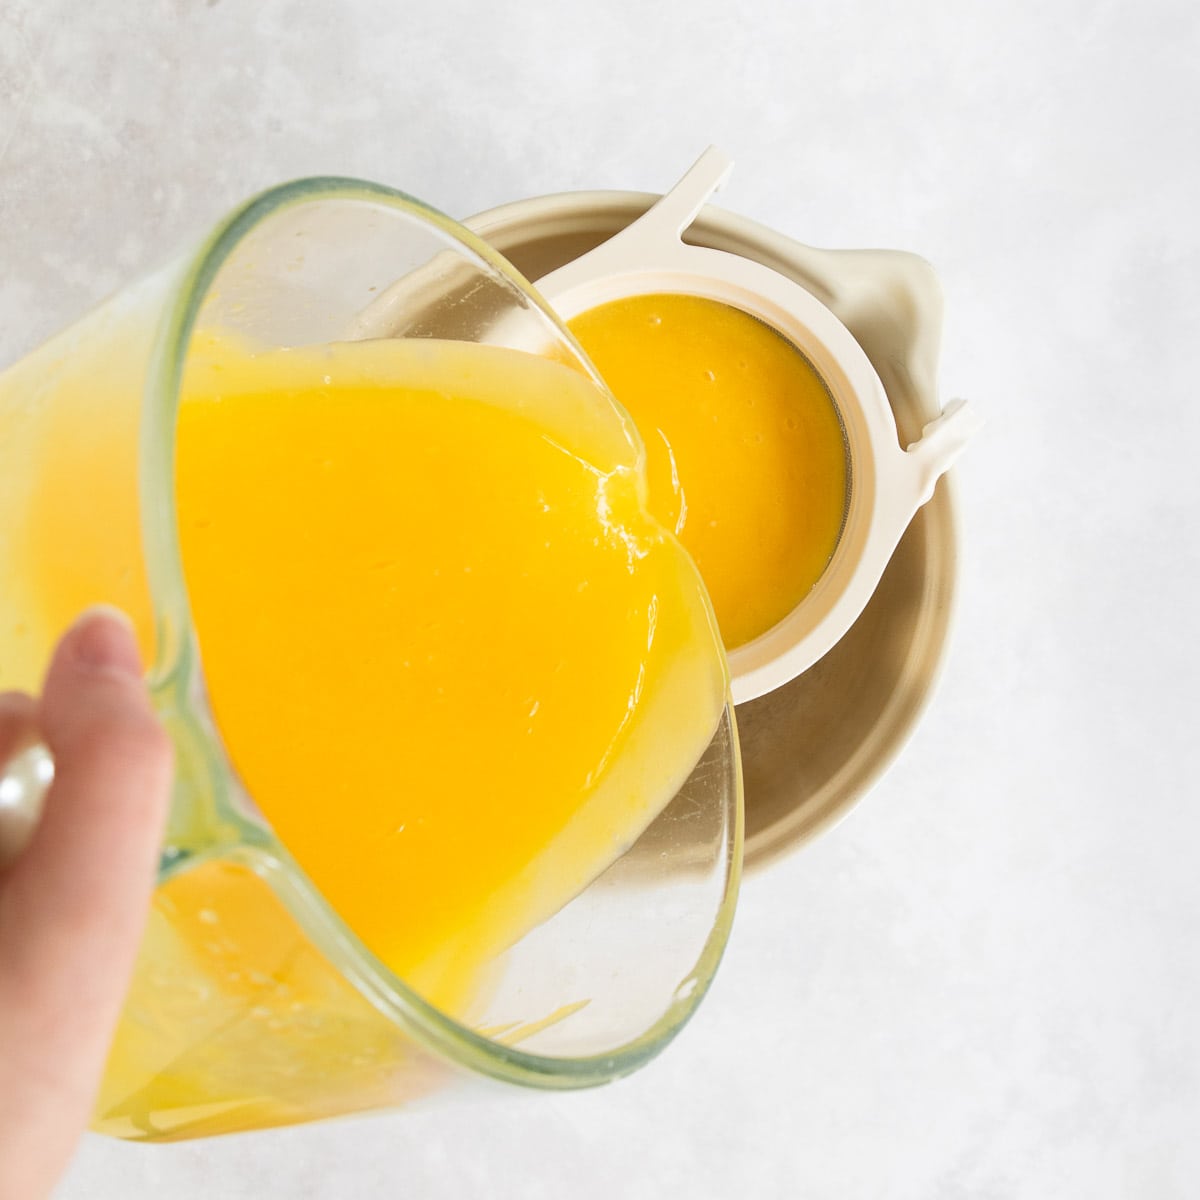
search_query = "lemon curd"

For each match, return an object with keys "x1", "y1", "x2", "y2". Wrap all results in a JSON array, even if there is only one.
[
  {"x1": 569, "y1": 293, "x2": 848, "y2": 650},
  {"x1": 173, "y1": 334, "x2": 727, "y2": 1006}
]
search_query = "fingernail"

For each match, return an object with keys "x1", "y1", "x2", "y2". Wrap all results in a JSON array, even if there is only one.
[{"x1": 68, "y1": 606, "x2": 143, "y2": 678}]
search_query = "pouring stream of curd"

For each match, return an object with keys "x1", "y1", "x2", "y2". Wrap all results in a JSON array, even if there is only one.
[{"x1": 568, "y1": 293, "x2": 848, "y2": 650}]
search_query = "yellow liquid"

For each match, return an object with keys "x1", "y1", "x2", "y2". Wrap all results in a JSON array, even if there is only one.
[
  {"x1": 569, "y1": 294, "x2": 848, "y2": 650},
  {"x1": 3, "y1": 313, "x2": 727, "y2": 1139},
  {"x1": 174, "y1": 334, "x2": 727, "y2": 1007}
]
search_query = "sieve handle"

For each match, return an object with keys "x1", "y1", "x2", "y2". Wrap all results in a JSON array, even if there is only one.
[
  {"x1": 901, "y1": 398, "x2": 982, "y2": 509},
  {"x1": 619, "y1": 145, "x2": 733, "y2": 244},
  {"x1": 533, "y1": 147, "x2": 734, "y2": 305}
]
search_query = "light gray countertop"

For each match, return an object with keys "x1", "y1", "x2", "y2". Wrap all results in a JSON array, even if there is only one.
[{"x1": 3, "y1": 0, "x2": 1197, "y2": 1195}]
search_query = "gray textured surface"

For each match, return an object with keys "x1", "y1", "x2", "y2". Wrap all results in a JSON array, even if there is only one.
[{"x1": 2, "y1": 0, "x2": 1198, "y2": 1196}]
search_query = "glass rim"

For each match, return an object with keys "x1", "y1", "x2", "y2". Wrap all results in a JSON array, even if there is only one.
[{"x1": 136, "y1": 174, "x2": 744, "y2": 1089}]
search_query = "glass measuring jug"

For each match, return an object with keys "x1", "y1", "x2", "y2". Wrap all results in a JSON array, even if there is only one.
[{"x1": 0, "y1": 179, "x2": 742, "y2": 1141}]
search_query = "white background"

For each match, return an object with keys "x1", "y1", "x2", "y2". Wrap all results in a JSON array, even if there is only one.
[{"x1": 2, "y1": 1, "x2": 1197, "y2": 1196}]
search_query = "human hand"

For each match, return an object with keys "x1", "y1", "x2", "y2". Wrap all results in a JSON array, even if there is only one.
[{"x1": 0, "y1": 610, "x2": 173, "y2": 1200}]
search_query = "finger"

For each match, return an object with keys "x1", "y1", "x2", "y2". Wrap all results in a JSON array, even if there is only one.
[
  {"x1": 0, "y1": 611, "x2": 172, "y2": 1193},
  {"x1": 0, "y1": 608, "x2": 172, "y2": 1018}
]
